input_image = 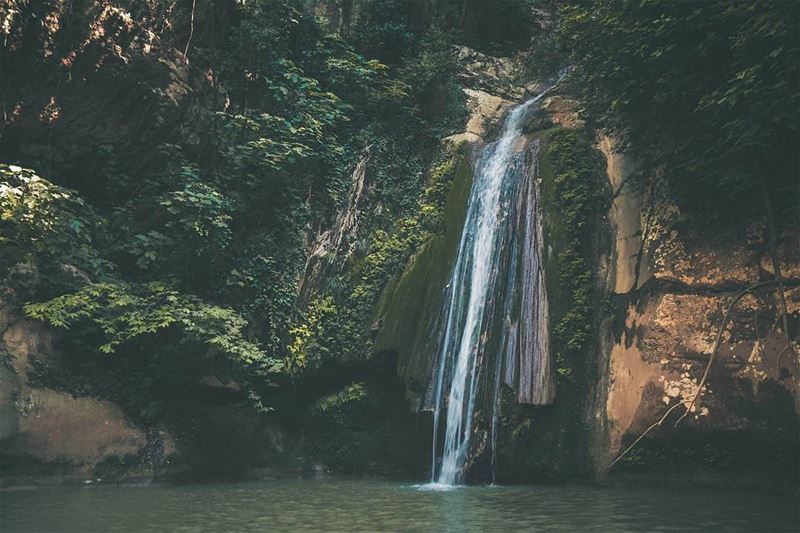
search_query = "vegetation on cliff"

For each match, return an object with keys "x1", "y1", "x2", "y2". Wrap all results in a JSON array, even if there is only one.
[
  {"x1": 1, "y1": 0, "x2": 797, "y2": 481},
  {"x1": 0, "y1": 0, "x2": 538, "y2": 474},
  {"x1": 559, "y1": 0, "x2": 799, "y2": 221},
  {"x1": 541, "y1": 129, "x2": 607, "y2": 379}
]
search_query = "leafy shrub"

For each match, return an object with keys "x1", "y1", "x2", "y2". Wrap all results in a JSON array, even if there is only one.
[{"x1": 24, "y1": 282, "x2": 277, "y2": 369}]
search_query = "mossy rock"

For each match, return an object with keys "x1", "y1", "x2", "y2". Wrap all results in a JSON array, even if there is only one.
[{"x1": 373, "y1": 142, "x2": 475, "y2": 406}]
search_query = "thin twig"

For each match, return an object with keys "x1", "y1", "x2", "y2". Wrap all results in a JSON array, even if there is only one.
[
  {"x1": 631, "y1": 186, "x2": 656, "y2": 291},
  {"x1": 609, "y1": 400, "x2": 692, "y2": 468},
  {"x1": 776, "y1": 344, "x2": 792, "y2": 369},
  {"x1": 183, "y1": 0, "x2": 197, "y2": 64},
  {"x1": 608, "y1": 272, "x2": 799, "y2": 470},
  {"x1": 674, "y1": 280, "x2": 776, "y2": 427},
  {"x1": 751, "y1": 291, "x2": 766, "y2": 341}
]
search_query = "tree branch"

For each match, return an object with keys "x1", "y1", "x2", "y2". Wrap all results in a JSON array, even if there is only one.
[
  {"x1": 609, "y1": 280, "x2": 778, "y2": 469},
  {"x1": 609, "y1": 400, "x2": 692, "y2": 468},
  {"x1": 183, "y1": 0, "x2": 197, "y2": 64},
  {"x1": 674, "y1": 280, "x2": 777, "y2": 427},
  {"x1": 759, "y1": 180, "x2": 796, "y2": 364}
]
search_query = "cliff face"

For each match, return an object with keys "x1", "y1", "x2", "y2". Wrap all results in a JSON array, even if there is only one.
[
  {"x1": 374, "y1": 84, "x2": 517, "y2": 408},
  {"x1": 598, "y1": 138, "x2": 799, "y2": 484},
  {"x1": 375, "y1": 81, "x2": 799, "y2": 485},
  {"x1": 0, "y1": 2, "x2": 217, "y2": 185},
  {"x1": 0, "y1": 298, "x2": 332, "y2": 484}
]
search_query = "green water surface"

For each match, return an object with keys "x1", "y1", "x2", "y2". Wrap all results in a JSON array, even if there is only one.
[{"x1": 1, "y1": 479, "x2": 797, "y2": 532}]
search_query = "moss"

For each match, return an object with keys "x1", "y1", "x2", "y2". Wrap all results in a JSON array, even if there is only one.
[
  {"x1": 357, "y1": 142, "x2": 473, "y2": 313},
  {"x1": 539, "y1": 127, "x2": 608, "y2": 378},
  {"x1": 373, "y1": 141, "x2": 474, "y2": 404},
  {"x1": 283, "y1": 142, "x2": 474, "y2": 372},
  {"x1": 297, "y1": 375, "x2": 430, "y2": 476},
  {"x1": 313, "y1": 382, "x2": 369, "y2": 413},
  {"x1": 493, "y1": 127, "x2": 609, "y2": 482}
]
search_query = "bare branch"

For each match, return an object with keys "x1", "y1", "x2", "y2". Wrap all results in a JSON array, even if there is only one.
[
  {"x1": 674, "y1": 280, "x2": 777, "y2": 427},
  {"x1": 609, "y1": 400, "x2": 692, "y2": 468},
  {"x1": 183, "y1": 0, "x2": 197, "y2": 64},
  {"x1": 609, "y1": 280, "x2": 778, "y2": 469}
]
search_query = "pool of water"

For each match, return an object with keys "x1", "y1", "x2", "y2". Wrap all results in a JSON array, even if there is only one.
[{"x1": 1, "y1": 479, "x2": 797, "y2": 532}]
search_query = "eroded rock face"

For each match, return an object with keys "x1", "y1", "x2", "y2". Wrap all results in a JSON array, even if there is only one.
[
  {"x1": 540, "y1": 96, "x2": 583, "y2": 130},
  {"x1": 299, "y1": 147, "x2": 372, "y2": 303},
  {"x1": 600, "y1": 137, "x2": 649, "y2": 294},
  {"x1": 0, "y1": 306, "x2": 170, "y2": 481},
  {"x1": 374, "y1": 143, "x2": 475, "y2": 409},
  {"x1": 6, "y1": 389, "x2": 146, "y2": 465},
  {"x1": 599, "y1": 145, "x2": 800, "y2": 481}
]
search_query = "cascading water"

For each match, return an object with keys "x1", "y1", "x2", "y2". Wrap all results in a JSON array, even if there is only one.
[{"x1": 429, "y1": 88, "x2": 555, "y2": 486}]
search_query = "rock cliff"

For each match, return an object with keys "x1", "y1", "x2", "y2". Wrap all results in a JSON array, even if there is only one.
[{"x1": 597, "y1": 138, "x2": 799, "y2": 485}]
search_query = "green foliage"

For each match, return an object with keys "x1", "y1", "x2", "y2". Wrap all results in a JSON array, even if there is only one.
[
  {"x1": 559, "y1": 0, "x2": 799, "y2": 218},
  {"x1": 0, "y1": 0, "x2": 476, "y2": 451},
  {"x1": 398, "y1": 26, "x2": 467, "y2": 137},
  {"x1": 313, "y1": 382, "x2": 369, "y2": 413},
  {"x1": 0, "y1": 165, "x2": 90, "y2": 256},
  {"x1": 126, "y1": 231, "x2": 172, "y2": 271},
  {"x1": 225, "y1": 224, "x2": 309, "y2": 365},
  {"x1": 204, "y1": 1, "x2": 437, "y2": 373},
  {"x1": 286, "y1": 295, "x2": 342, "y2": 370},
  {"x1": 1, "y1": 161, "x2": 281, "y2": 419},
  {"x1": 459, "y1": 0, "x2": 542, "y2": 56},
  {"x1": 24, "y1": 282, "x2": 278, "y2": 369},
  {"x1": 0, "y1": 165, "x2": 90, "y2": 259},
  {"x1": 542, "y1": 128, "x2": 606, "y2": 378},
  {"x1": 299, "y1": 377, "x2": 423, "y2": 475},
  {"x1": 351, "y1": 0, "x2": 415, "y2": 66},
  {"x1": 284, "y1": 144, "x2": 466, "y2": 369},
  {"x1": 348, "y1": 0, "x2": 543, "y2": 64},
  {"x1": 349, "y1": 146, "x2": 463, "y2": 313},
  {"x1": 0, "y1": 165, "x2": 112, "y2": 298},
  {"x1": 159, "y1": 169, "x2": 234, "y2": 252}
]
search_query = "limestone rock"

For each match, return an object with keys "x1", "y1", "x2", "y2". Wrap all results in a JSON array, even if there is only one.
[
  {"x1": 599, "y1": 136, "x2": 649, "y2": 294},
  {"x1": 5, "y1": 389, "x2": 146, "y2": 465},
  {"x1": 453, "y1": 46, "x2": 523, "y2": 101},
  {"x1": 598, "y1": 138, "x2": 800, "y2": 475},
  {"x1": 444, "y1": 88, "x2": 515, "y2": 146},
  {"x1": 541, "y1": 96, "x2": 582, "y2": 129},
  {"x1": 650, "y1": 226, "x2": 762, "y2": 288}
]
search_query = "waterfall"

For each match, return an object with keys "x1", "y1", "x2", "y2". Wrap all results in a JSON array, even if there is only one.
[{"x1": 430, "y1": 89, "x2": 554, "y2": 486}]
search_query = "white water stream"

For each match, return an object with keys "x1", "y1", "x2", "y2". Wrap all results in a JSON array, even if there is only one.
[{"x1": 430, "y1": 87, "x2": 555, "y2": 486}]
